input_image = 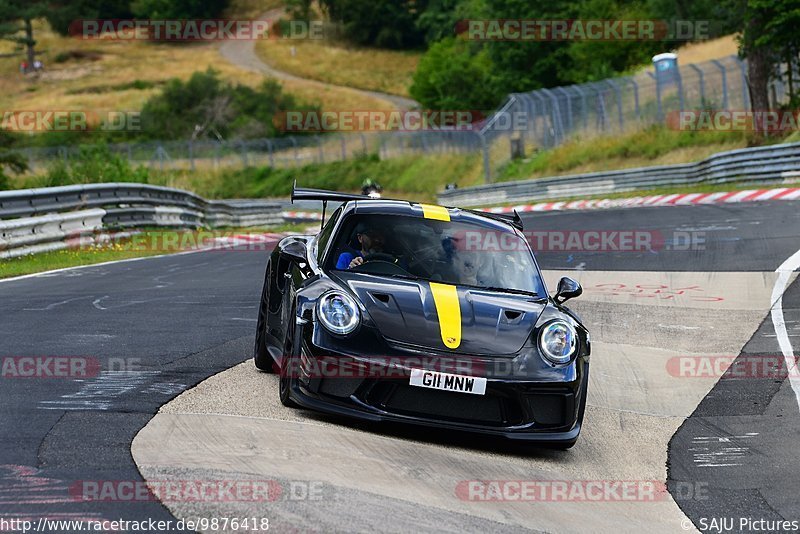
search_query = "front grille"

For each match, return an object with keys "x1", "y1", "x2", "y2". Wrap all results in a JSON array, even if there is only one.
[
  {"x1": 318, "y1": 377, "x2": 364, "y2": 398},
  {"x1": 368, "y1": 383, "x2": 523, "y2": 426}
]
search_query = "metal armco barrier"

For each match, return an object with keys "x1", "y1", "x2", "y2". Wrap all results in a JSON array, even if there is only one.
[
  {"x1": 438, "y1": 141, "x2": 800, "y2": 207},
  {"x1": 0, "y1": 184, "x2": 284, "y2": 258}
]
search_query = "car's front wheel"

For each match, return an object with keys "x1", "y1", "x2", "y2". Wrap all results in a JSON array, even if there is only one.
[
  {"x1": 279, "y1": 305, "x2": 299, "y2": 407},
  {"x1": 254, "y1": 261, "x2": 276, "y2": 373}
]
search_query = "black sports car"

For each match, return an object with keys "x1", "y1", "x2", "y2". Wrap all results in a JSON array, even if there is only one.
[{"x1": 254, "y1": 186, "x2": 590, "y2": 448}]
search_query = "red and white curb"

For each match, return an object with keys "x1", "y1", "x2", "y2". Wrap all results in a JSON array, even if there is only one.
[
  {"x1": 280, "y1": 187, "x2": 800, "y2": 220},
  {"x1": 282, "y1": 210, "x2": 323, "y2": 221},
  {"x1": 485, "y1": 187, "x2": 800, "y2": 214}
]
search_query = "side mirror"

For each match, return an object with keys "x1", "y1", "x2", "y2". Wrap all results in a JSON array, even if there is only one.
[
  {"x1": 280, "y1": 240, "x2": 307, "y2": 264},
  {"x1": 555, "y1": 277, "x2": 582, "y2": 304}
]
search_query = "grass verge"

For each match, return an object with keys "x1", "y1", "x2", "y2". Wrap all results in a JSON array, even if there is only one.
[
  {"x1": 497, "y1": 126, "x2": 752, "y2": 182},
  {"x1": 0, "y1": 225, "x2": 306, "y2": 280},
  {"x1": 254, "y1": 38, "x2": 420, "y2": 98}
]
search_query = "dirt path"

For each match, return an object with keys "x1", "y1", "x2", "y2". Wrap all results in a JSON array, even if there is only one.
[{"x1": 219, "y1": 8, "x2": 418, "y2": 110}]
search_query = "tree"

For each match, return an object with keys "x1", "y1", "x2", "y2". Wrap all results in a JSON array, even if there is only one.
[
  {"x1": 739, "y1": 0, "x2": 800, "y2": 133},
  {"x1": 130, "y1": 0, "x2": 230, "y2": 19},
  {"x1": 44, "y1": 0, "x2": 133, "y2": 36},
  {"x1": 0, "y1": 0, "x2": 52, "y2": 71},
  {"x1": 410, "y1": 37, "x2": 500, "y2": 110},
  {"x1": 318, "y1": 0, "x2": 428, "y2": 48}
]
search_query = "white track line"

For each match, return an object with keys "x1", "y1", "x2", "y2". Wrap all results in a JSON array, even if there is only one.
[
  {"x1": 0, "y1": 247, "x2": 212, "y2": 285},
  {"x1": 771, "y1": 248, "x2": 800, "y2": 410}
]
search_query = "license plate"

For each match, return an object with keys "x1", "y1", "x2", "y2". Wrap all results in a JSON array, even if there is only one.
[{"x1": 409, "y1": 369, "x2": 487, "y2": 395}]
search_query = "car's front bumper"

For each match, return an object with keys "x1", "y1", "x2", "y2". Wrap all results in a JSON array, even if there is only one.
[{"x1": 286, "y1": 338, "x2": 589, "y2": 445}]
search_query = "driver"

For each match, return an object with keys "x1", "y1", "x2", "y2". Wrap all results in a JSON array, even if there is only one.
[{"x1": 335, "y1": 222, "x2": 388, "y2": 270}]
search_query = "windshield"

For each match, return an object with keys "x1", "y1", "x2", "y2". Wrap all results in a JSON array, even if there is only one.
[{"x1": 327, "y1": 213, "x2": 545, "y2": 296}]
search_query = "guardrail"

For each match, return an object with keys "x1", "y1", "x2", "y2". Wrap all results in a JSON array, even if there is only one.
[
  {"x1": 437, "y1": 141, "x2": 800, "y2": 207},
  {"x1": 0, "y1": 183, "x2": 284, "y2": 258}
]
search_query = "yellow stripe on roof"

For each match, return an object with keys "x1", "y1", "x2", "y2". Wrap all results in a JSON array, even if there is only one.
[{"x1": 419, "y1": 204, "x2": 450, "y2": 221}]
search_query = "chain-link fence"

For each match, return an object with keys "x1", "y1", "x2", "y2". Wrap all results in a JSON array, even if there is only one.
[
  {"x1": 17, "y1": 129, "x2": 484, "y2": 176},
  {"x1": 477, "y1": 55, "x2": 800, "y2": 181},
  {"x1": 8, "y1": 54, "x2": 799, "y2": 185}
]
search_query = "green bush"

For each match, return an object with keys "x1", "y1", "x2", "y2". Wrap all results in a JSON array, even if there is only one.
[
  {"x1": 42, "y1": 145, "x2": 149, "y2": 187},
  {"x1": 410, "y1": 37, "x2": 501, "y2": 110},
  {"x1": 319, "y1": 0, "x2": 425, "y2": 48},
  {"x1": 139, "y1": 69, "x2": 311, "y2": 141}
]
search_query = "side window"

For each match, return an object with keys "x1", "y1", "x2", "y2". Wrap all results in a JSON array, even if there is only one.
[{"x1": 316, "y1": 206, "x2": 342, "y2": 262}]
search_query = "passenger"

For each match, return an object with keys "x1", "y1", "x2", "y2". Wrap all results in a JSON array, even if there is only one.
[{"x1": 451, "y1": 251, "x2": 485, "y2": 286}]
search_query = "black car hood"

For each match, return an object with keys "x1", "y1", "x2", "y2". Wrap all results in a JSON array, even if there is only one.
[{"x1": 333, "y1": 272, "x2": 546, "y2": 355}]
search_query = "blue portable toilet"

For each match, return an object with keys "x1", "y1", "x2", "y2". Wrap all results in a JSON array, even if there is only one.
[{"x1": 653, "y1": 53, "x2": 679, "y2": 84}]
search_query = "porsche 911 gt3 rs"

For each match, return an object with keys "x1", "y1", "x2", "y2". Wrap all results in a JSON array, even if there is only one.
[{"x1": 254, "y1": 185, "x2": 590, "y2": 448}]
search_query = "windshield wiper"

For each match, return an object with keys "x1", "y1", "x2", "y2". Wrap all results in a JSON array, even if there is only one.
[{"x1": 467, "y1": 286, "x2": 542, "y2": 298}]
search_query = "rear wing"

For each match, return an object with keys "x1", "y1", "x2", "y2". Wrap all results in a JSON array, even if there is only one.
[
  {"x1": 291, "y1": 182, "x2": 372, "y2": 229},
  {"x1": 291, "y1": 183, "x2": 370, "y2": 204},
  {"x1": 290, "y1": 182, "x2": 523, "y2": 231}
]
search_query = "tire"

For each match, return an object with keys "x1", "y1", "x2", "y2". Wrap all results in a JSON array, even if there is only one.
[
  {"x1": 279, "y1": 305, "x2": 299, "y2": 408},
  {"x1": 254, "y1": 262, "x2": 276, "y2": 373}
]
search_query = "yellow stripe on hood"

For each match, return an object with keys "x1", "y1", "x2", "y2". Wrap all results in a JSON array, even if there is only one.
[
  {"x1": 419, "y1": 204, "x2": 450, "y2": 221},
  {"x1": 429, "y1": 282, "x2": 461, "y2": 349}
]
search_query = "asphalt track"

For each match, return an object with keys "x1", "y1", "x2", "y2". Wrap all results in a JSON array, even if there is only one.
[{"x1": 1, "y1": 200, "x2": 799, "y2": 532}]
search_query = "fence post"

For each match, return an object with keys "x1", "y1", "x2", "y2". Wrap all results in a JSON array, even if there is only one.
[
  {"x1": 340, "y1": 136, "x2": 347, "y2": 160},
  {"x1": 317, "y1": 136, "x2": 324, "y2": 163},
  {"x1": 360, "y1": 133, "x2": 367, "y2": 154},
  {"x1": 555, "y1": 87, "x2": 573, "y2": 134},
  {"x1": 711, "y1": 59, "x2": 729, "y2": 109},
  {"x1": 530, "y1": 91, "x2": 550, "y2": 148},
  {"x1": 688, "y1": 64, "x2": 705, "y2": 106},
  {"x1": 647, "y1": 71, "x2": 663, "y2": 121},
  {"x1": 590, "y1": 83, "x2": 608, "y2": 131},
  {"x1": 188, "y1": 140, "x2": 194, "y2": 171},
  {"x1": 540, "y1": 88, "x2": 564, "y2": 144},
  {"x1": 735, "y1": 56, "x2": 750, "y2": 109},
  {"x1": 520, "y1": 93, "x2": 535, "y2": 141},
  {"x1": 157, "y1": 144, "x2": 165, "y2": 172},
  {"x1": 605, "y1": 79, "x2": 624, "y2": 131},
  {"x1": 479, "y1": 131, "x2": 491, "y2": 183},
  {"x1": 676, "y1": 65, "x2": 685, "y2": 112},
  {"x1": 628, "y1": 78, "x2": 641, "y2": 122}
]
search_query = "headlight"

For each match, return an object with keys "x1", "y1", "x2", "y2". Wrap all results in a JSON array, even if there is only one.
[
  {"x1": 538, "y1": 320, "x2": 577, "y2": 365},
  {"x1": 317, "y1": 291, "x2": 360, "y2": 335}
]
